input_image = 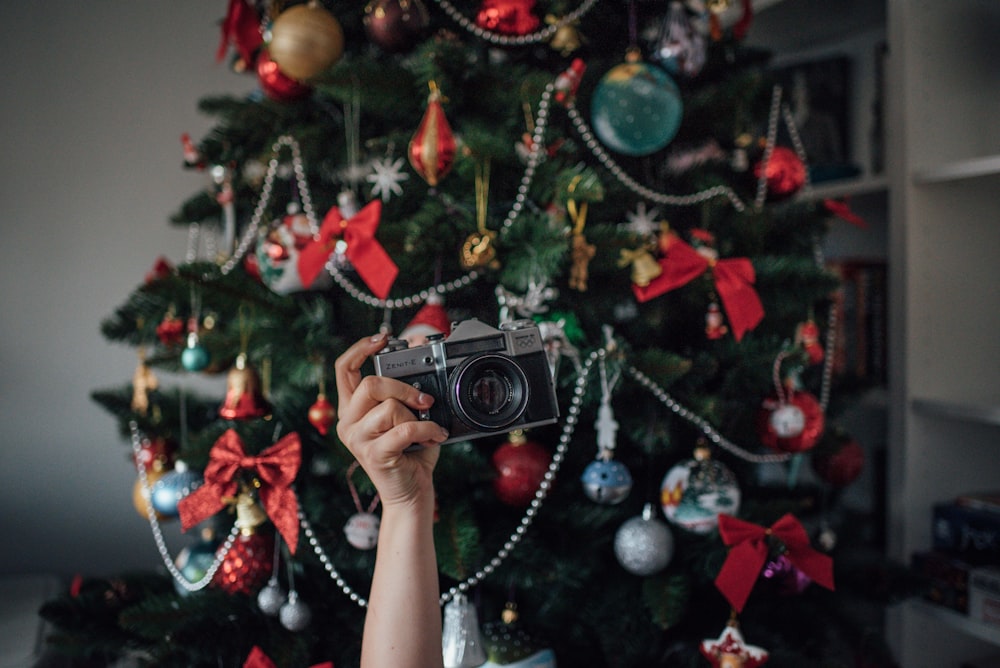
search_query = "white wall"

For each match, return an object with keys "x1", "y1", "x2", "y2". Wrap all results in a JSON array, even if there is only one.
[{"x1": 0, "y1": 2, "x2": 249, "y2": 577}]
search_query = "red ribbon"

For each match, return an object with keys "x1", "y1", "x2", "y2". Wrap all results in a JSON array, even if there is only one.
[
  {"x1": 297, "y1": 200, "x2": 398, "y2": 299},
  {"x1": 217, "y1": 0, "x2": 263, "y2": 66},
  {"x1": 823, "y1": 198, "x2": 868, "y2": 228},
  {"x1": 178, "y1": 430, "x2": 302, "y2": 554},
  {"x1": 714, "y1": 513, "x2": 834, "y2": 613},
  {"x1": 243, "y1": 646, "x2": 333, "y2": 668},
  {"x1": 632, "y1": 232, "x2": 765, "y2": 341}
]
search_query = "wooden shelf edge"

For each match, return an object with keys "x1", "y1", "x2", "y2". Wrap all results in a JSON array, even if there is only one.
[
  {"x1": 911, "y1": 398, "x2": 1000, "y2": 426},
  {"x1": 904, "y1": 599, "x2": 1000, "y2": 647},
  {"x1": 912, "y1": 154, "x2": 1000, "y2": 184}
]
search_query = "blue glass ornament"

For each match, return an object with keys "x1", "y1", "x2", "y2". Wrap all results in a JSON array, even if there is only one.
[
  {"x1": 173, "y1": 537, "x2": 218, "y2": 596},
  {"x1": 590, "y1": 54, "x2": 683, "y2": 156},
  {"x1": 150, "y1": 464, "x2": 202, "y2": 518},
  {"x1": 181, "y1": 333, "x2": 210, "y2": 371},
  {"x1": 581, "y1": 458, "x2": 633, "y2": 505}
]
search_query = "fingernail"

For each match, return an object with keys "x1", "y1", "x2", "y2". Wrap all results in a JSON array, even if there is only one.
[
  {"x1": 370, "y1": 331, "x2": 387, "y2": 343},
  {"x1": 417, "y1": 392, "x2": 433, "y2": 406},
  {"x1": 438, "y1": 427, "x2": 450, "y2": 440}
]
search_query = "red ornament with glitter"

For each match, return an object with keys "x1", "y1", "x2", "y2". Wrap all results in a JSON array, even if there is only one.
[
  {"x1": 475, "y1": 0, "x2": 540, "y2": 35},
  {"x1": 409, "y1": 81, "x2": 456, "y2": 187},
  {"x1": 492, "y1": 432, "x2": 551, "y2": 507},
  {"x1": 213, "y1": 530, "x2": 275, "y2": 595},
  {"x1": 753, "y1": 146, "x2": 806, "y2": 201}
]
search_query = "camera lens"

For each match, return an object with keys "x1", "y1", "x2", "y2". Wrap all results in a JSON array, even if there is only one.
[{"x1": 450, "y1": 354, "x2": 529, "y2": 431}]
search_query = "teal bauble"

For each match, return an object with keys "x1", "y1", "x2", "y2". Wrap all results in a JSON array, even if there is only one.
[
  {"x1": 180, "y1": 333, "x2": 210, "y2": 372},
  {"x1": 590, "y1": 57, "x2": 683, "y2": 156}
]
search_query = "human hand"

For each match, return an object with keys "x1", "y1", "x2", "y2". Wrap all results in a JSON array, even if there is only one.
[{"x1": 334, "y1": 332, "x2": 450, "y2": 509}]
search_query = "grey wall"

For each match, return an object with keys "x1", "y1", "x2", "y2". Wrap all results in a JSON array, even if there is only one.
[{"x1": 0, "y1": 2, "x2": 249, "y2": 577}]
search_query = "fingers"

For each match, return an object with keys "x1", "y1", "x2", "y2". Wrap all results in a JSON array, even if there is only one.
[
  {"x1": 334, "y1": 332, "x2": 389, "y2": 415},
  {"x1": 338, "y1": 397, "x2": 449, "y2": 461}
]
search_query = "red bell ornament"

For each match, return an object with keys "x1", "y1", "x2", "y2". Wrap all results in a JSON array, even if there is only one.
[
  {"x1": 220, "y1": 353, "x2": 271, "y2": 420},
  {"x1": 492, "y1": 432, "x2": 551, "y2": 507},
  {"x1": 408, "y1": 81, "x2": 457, "y2": 187}
]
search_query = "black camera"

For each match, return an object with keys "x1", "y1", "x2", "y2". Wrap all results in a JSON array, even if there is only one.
[{"x1": 373, "y1": 319, "x2": 560, "y2": 444}]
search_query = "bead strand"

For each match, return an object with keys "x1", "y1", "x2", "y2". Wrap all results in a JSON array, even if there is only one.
[
  {"x1": 565, "y1": 102, "x2": 747, "y2": 212},
  {"x1": 129, "y1": 421, "x2": 238, "y2": 592},
  {"x1": 624, "y1": 366, "x2": 793, "y2": 464},
  {"x1": 432, "y1": 0, "x2": 598, "y2": 47}
]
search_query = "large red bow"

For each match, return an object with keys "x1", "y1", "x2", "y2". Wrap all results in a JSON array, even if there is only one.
[
  {"x1": 297, "y1": 200, "x2": 398, "y2": 299},
  {"x1": 714, "y1": 513, "x2": 834, "y2": 612},
  {"x1": 243, "y1": 646, "x2": 333, "y2": 668},
  {"x1": 632, "y1": 232, "x2": 765, "y2": 341},
  {"x1": 178, "y1": 430, "x2": 301, "y2": 554},
  {"x1": 217, "y1": 0, "x2": 263, "y2": 66}
]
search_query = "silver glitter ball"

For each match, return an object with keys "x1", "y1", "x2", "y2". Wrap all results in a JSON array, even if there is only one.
[
  {"x1": 613, "y1": 503, "x2": 674, "y2": 576},
  {"x1": 279, "y1": 591, "x2": 312, "y2": 632},
  {"x1": 257, "y1": 579, "x2": 286, "y2": 616}
]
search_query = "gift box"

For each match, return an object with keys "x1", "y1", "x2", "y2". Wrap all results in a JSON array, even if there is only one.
[
  {"x1": 933, "y1": 502, "x2": 1000, "y2": 565},
  {"x1": 969, "y1": 567, "x2": 1000, "y2": 629},
  {"x1": 912, "y1": 550, "x2": 973, "y2": 613}
]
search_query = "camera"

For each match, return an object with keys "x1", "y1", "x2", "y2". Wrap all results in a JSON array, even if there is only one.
[{"x1": 373, "y1": 319, "x2": 560, "y2": 445}]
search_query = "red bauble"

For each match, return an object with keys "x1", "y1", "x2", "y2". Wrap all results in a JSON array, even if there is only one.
[
  {"x1": 754, "y1": 146, "x2": 806, "y2": 201},
  {"x1": 213, "y1": 531, "x2": 275, "y2": 595},
  {"x1": 256, "y1": 49, "x2": 312, "y2": 101},
  {"x1": 408, "y1": 83, "x2": 456, "y2": 187},
  {"x1": 363, "y1": 0, "x2": 429, "y2": 52},
  {"x1": 492, "y1": 435, "x2": 551, "y2": 507},
  {"x1": 812, "y1": 438, "x2": 865, "y2": 487},
  {"x1": 308, "y1": 393, "x2": 336, "y2": 435},
  {"x1": 475, "y1": 0, "x2": 540, "y2": 35},
  {"x1": 757, "y1": 390, "x2": 825, "y2": 453},
  {"x1": 156, "y1": 315, "x2": 185, "y2": 347}
]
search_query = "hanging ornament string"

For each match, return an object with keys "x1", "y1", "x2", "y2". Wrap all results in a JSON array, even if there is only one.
[
  {"x1": 345, "y1": 461, "x2": 380, "y2": 516},
  {"x1": 128, "y1": 420, "x2": 240, "y2": 592},
  {"x1": 301, "y1": 346, "x2": 597, "y2": 609},
  {"x1": 564, "y1": 100, "x2": 748, "y2": 212},
  {"x1": 432, "y1": 0, "x2": 599, "y2": 46}
]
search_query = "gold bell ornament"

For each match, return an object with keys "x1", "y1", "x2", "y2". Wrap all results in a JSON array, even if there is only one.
[{"x1": 219, "y1": 353, "x2": 271, "y2": 420}]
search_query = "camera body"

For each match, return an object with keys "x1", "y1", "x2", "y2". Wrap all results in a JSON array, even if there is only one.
[{"x1": 373, "y1": 319, "x2": 559, "y2": 445}]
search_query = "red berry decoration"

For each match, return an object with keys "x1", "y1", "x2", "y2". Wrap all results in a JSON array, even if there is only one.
[
  {"x1": 757, "y1": 390, "x2": 825, "y2": 453},
  {"x1": 308, "y1": 393, "x2": 336, "y2": 435},
  {"x1": 812, "y1": 437, "x2": 865, "y2": 487},
  {"x1": 754, "y1": 146, "x2": 806, "y2": 201},
  {"x1": 492, "y1": 433, "x2": 551, "y2": 507},
  {"x1": 213, "y1": 530, "x2": 275, "y2": 595}
]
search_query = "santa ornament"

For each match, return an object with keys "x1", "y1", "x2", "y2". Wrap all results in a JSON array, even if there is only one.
[
  {"x1": 700, "y1": 618, "x2": 769, "y2": 668},
  {"x1": 399, "y1": 292, "x2": 451, "y2": 347}
]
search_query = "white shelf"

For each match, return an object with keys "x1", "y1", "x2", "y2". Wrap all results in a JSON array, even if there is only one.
[
  {"x1": 911, "y1": 398, "x2": 1000, "y2": 427},
  {"x1": 910, "y1": 599, "x2": 1000, "y2": 648},
  {"x1": 912, "y1": 154, "x2": 1000, "y2": 184},
  {"x1": 804, "y1": 174, "x2": 888, "y2": 200}
]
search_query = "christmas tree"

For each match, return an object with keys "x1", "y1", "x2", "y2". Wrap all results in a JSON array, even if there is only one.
[{"x1": 41, "y1": 1, "x2": 898, "y2": 666}]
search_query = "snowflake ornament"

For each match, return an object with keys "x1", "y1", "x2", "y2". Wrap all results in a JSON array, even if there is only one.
[
  {"x1": 367, "y1": 156, "x2": 409, "y2": 202},
  {"x1": 623, "y1": 202, "x2": 661, "y2": 237}
]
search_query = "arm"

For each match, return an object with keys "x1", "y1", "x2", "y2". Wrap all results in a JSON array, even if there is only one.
[{"x1": 335, "y1": 333, "x2": 448, "y2": 668}]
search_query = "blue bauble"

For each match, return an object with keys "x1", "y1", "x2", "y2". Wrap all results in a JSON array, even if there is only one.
[
  {"x1": 173, "y1": 538, "x2": 218, "y2": 596},
  {"x1": 180, "y1": 341, "x2": 210, "y2": 372},
  {"x1": 581, "y1": 458, "x2": 633, "y2": 505},
  {"x1": 590, "y1": 60, "x2": 683, "y2": 156},
  {"x1": 150, "y1": 465, "x2": 202, "y2": 518}
]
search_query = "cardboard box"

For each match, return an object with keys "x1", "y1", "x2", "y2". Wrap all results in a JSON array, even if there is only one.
[
  {"x1": 912, "y1": 550, "x2": 973, "y2": 613},
  {"x1": 933, "y1": 503, "x2": 1000, "y2": 564},
  {"x1": 969, "y1": 567, "x2": 1000, "y2": 629}
]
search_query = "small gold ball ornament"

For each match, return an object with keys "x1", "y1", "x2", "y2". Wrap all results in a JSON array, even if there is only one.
[{"x1": 268, "y1": 1, "x2": 345, "y2": 81}]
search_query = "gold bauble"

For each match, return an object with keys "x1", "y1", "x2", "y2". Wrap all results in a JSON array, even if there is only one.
[
  {"x1": 133, "y1": 470, "x2": 167, "y2": 521},
  {"x1": 268, "y1": 1, "x2": 345, "y2": 81}
]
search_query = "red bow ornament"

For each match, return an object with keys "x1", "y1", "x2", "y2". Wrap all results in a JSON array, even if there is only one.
[
  {"x1": 297, "y1": 199, "x2": 398, "y2": 299},
  {"x1": 632, "y1": 231, "x2": 765, "y2": 341},
  {"x1": 714, "y1": 513, "x2": 834, "y2": 612},
  {"x1": 178, "y1": 430, "x2": 302, "y2": 554},
  {"x1": 243, "y1": 646, "x2": 333, "y2": 668}
]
